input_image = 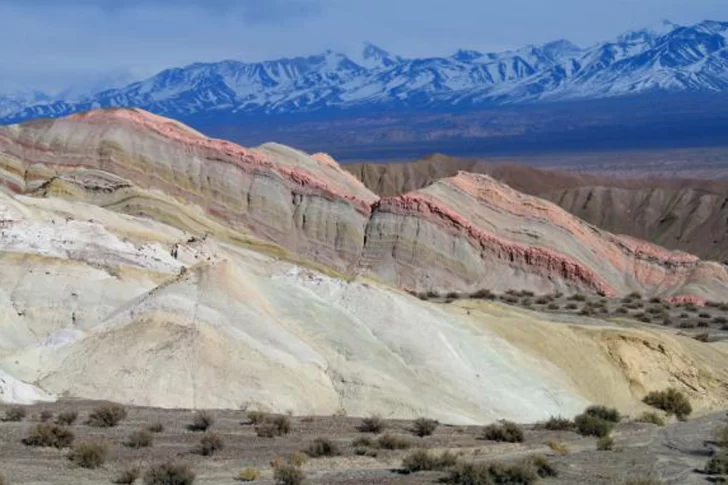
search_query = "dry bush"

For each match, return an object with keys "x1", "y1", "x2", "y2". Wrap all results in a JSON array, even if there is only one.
[
  {"x1": 482, "y1": 421, "x2": 524, "y2": 443},
  {"x1": 569, "y1": 294, "x2": 587, "y2": 302},
  {"x1": 195, "y1": 431, "x2": 224, "y2": 456},
  {"x1": 113, "y1": 467, "x2": 141, "y2": 484},
  {"x1": 4, "y1": 407, "x2": 26, "y2": 422},
  {"x1": 624, "y1": 478, "x2": 665, "y2": 485},
  {"x1": 547, "y1": 303, "x2": 560, "y2": 310},
  {"x1": 470, "y1": 289, "x2": 496, "y2": 300},
  {"x1": 188, "y1": 411, "x2": 214, "y2": 431},
  {"x1": 705, "y1": 451, "x2": 728, "y2": 475},
  {"x1": 39, "y1": 410, "x2": 53, "y2": 422},
  {"x1": 273, "y1": 463, "x2": 305, "y2": 485},
  {"x1": 401, "y1": 449, "x2": 458, "y2": 473},
  {"x1": 597, "y1": 435, "x2": 615, "y2": 451},
  {"x1": 715, "y1": 425, "x2": 728, "y2": 447},
  {"x1": 144, "y1": 462, "x2": 195, "y2": 485},
  {"x1": 449, "y1": 455, "x2": 556, "y2": 485},
  {"x1": 237, "y1": 468, "x2": 260, "y2": 482},
  {"x1": 126, "y1": 429, "x2": 153, "y2": 449},
  {"x1": 547, "y1": 440, "x2": 569, "y2": 455},
  {"x1": 574, "y1": 414, "x2": 613, "y2": 438},
  {"x1": 713, "y1": 316, "x2": 728, "y2": 324},
  {"x1": 23, "y1": 423, "x2": 75, "y2": 448},
  {"x1": 635, "y1": 412, "x2": 665, "y2": 426},
  {"x1": 358, "y1": 415, "x2": 385, "y2": 433},
  {"x1": 565, "y1": 303, "x2": 578, "y2": 310},
  {"x1": 87, "y1": 403, "x2": 127, "y2": 428},
  {"x1": 413, "y1": 418, "x2": 438, "y2": 437},
  {"x1": 69, "y1": 441, "x2": 109, "y2": 469},
  {"x1": 256, "y1": 415, "x2": 291, "y2": 438},
  {"x1": 56, "y1": 411, "x2": 78, "y2": 426},
  {"x1": 699, "y1": 312, "x2": 712, "y2": 319},
  {"x1": 377, "y1": 433, "x2": 412, "y2": 450},
  {"x1": 643, "y1": 388, "x2": 692, "y2": 420},
  {"x1": 615, "y1": 307, "x2": 629, "y2": 315},
  {"x1": 305, "y1": 437, "x2": 340, "y2": 457},
  {"x1": 147, "y1": 422, "x2": 164, "y2": 433},
  {"x1": 540, "y1": 415, "x2": 574, "y2": 431},
  {"x1": 584, "y1": 405, "x2": 621, "y2": 423},
  {"x1": 247, "y1": 410, "x2": 267, "y2": 425}
]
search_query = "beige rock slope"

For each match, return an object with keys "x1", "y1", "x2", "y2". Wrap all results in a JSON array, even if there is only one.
[{"x1": 0, "y1": 187, "x2": 727, "y2": 423}]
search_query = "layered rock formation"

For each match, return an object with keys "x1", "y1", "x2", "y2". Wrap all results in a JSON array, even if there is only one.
[
  {"x1": 346, "y1": 155, "x2": 728, "y2": 262},
  {"x1": 362, "y1": 172, "x2": 728, "y2": 299},
  {"x1": 1, "y1": 187, "x2": 727, "y2": 421},
  {"x1": 0, "y1": 109, "x2": 378, "y2": 272},
  {"x1": 1, "y1": 109, "x2": 727, "y2": 300}
]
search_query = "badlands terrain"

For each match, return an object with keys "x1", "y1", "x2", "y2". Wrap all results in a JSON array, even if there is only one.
[{"x1": 0, "y1": 108, "x2": 726, "y2": 483}]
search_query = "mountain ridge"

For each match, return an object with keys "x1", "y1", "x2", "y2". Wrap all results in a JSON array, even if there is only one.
[{"x1": 3, "y1": 19, "x2": 728, "y2": 124}]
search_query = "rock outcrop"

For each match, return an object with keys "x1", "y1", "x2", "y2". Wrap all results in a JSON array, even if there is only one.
[
  {"x1": 1, "y1": 109, "x2": 727, "y2": 300},
  {"x1": 0, "y1": 109, "x2": 378, "y2": 272},
  {"x1": 362, "y1": 172, "x2": 728, "y2": 299}
]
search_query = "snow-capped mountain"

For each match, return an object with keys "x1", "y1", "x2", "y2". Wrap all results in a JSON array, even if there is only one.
[{"x1": 3, "y1": 20, "x2": 728, "y2": 124}]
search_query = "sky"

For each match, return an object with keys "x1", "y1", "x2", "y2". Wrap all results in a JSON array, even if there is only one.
[{"x1": 2, "y1": 0, "x2": 728, "y2": 94}]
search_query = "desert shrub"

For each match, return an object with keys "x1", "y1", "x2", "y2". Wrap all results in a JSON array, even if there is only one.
[
  {"x1": 417, "y1": 292, "x2": 429, "y2": 301},
  {"x1": 647, "y1": 307, "x2": 665, "y2": 315},
  {"x1": 144, "y1": 462, "x2": 195, "y2": 485},
  {"x1": 699, "y1": 312, "x2": 712, "y2": 319},
  {"x1": 352, "y1": 436, "x2": 377, "y2": 447},
  {"x1": 713, "y1": 316, "x2": 728, "y2": 324},
  {"x1": 0, "y1": 472, "x2": 5, "y2": 485},
  {"x1": 694, "y1": 332, "x2": 710, "y2": 342},
  {"x1": 39, "y1": 410, "x2": 53, "y2": 422},
  {"x1": 635, "y1": 412, "x2": 665, "y2": 426},
  {"x1": 535, "y1": 297, "x2": 550, "y2": 305},
  {"x1": 628, "y1": 292, "x2": 643, "y2": 299},
  {"x1": 126, "y1": 429, "x2": 153, "y2": 449},
  {"x1": 69, "y1": 441, "x2": 109, "y2": 469},
  {"x1": 540, "y1": 415, "x2": 574, "y2": 431},
  {"x1": 547, "y1": 303, "x2": 560, "y2": 310},
  {"x1": 247, "y1": 410, "x2": 267, "y2": 425},
  {"x1": 470, "y1": 289, "x2": 496, "y2": 300},
  {"x1": 413, "y1": 418, "x2": 438, "y2": 437},
  {"x1": 569, "y1": 294, "x2": 587, "y2": 302},
  {"x1": 195, "y1": 431, "x2": 224, "y2": 456},
  {"x1": 147, "y1": 422, "x2": 165, "y2": 433},
  {"x1": 565, "y1": 303, "x2": 578, "y2": 310},
  {"x1": 715, "y1": 425, "x2": 728, "y2": 447},
  {"x1": 305, "y1": 437, "x2": 340, "y2": 457},
  {"x1": 358, "y1": 415, "x2": 385, "y2": 433},
  {"x1": 256, "y1": 415, "x2": 291, "y2": 438},
  {"x1": 87, "y1": 403, "x2": 127, "y2": 428},
  {"x1": 287, "y1": 452, "x2": 308, "y2": 467},
  {"x1": 482, "y1": 421, "x2": 524, "y2": 443},
  {"x1": 597, "y1": 435, "x2": 614, "y2": 451},
  {"x1": 502, "y1": 296, "x2": 519, "y2": 304},
  {"x1": 615, "y1": 307, "x2": 629, "y2": 315},
  {"x1": 446, "y1": 292, "x2": 461, "y2": 300},
  {"x1": 401, "y1": 449, "x2": 458, "y2": 473},
  {"x1": 4, "y1": 406, "x2": 26, "y2": 422},
  {"x1": 643, "y1": 388, "x2": 692, "y2": 420},
  {"x1": 519, "y1": 290, "x2": 535, "y2": 298},
  {"x1": 237, "y1": 468, "x2": 260, "y2": 482},
  {"x1": 661, "y1": 317, "x2": 672, "y2": 326},
  {"x1": 547, "y1": 440, "x2": 569, "y2": 455},
  {"x1": 56, "y1": 411, "x2": 78, "y2": 426},
  {"x1": 705, "y1": 451, "x2": 728, "y2": 475},
  {"x1": 679, "y1": 321, "x2": 696, "y2": 329},
  {"x1": 273, "y1": 464, "x2": 304, "y2": 485},
  {"x1": 584, "y1": 405, "x2": 621, "y2": 423},
  {"x1": 574, "y1": 414, "x2": 613, "y2": 438},
  {"x1": 188, "y1": 411, "x2": 214, "y2": 432},
  {"x1": 377, "y1": 433, "x2": 412, "y2": 450},
  {"x1": 680, "y1": 313, "x2": 690, "y2": 319},
  {"x1": 23, "y1": 423, "x2": 75, "y2": 448},
  {"x1": 113, "y1": 467, "x2": 141, "y2": 484},
  {"x1": 649, "y1": 297, "x2": 662, "y2": 304},
  {"x1": 449, "y1": 456, "x2": 556, "y2": 485},
  {"x1": 426, "y1": 290, "x2": 440, "y2": 299},
  {"x1": 637, "y1": 314, "x2": 652, "y2": 323}
]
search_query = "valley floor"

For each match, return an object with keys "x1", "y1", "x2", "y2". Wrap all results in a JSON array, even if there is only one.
[{"x1": 0, "y1": 401, "x2": 726, "y2": 484}]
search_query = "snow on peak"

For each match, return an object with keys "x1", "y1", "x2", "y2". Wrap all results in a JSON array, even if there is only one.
[{"x1": 355, "y1": 42, "x2": 402, "y2": 69}]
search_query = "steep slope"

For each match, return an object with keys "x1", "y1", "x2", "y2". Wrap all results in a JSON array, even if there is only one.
[
  {"x1": 2, "y1": 109, "x2": 727, "y2": 299},
  {"x1": 346, "y1": 156, "x2": 728, "y2": 262},
  {"x1": 4, "y1": 20, "x2": 728, "y2": 123},
  {"x1": 0, "y1": 108, "x2": 378, "y2": 273},
  {"x1": 1, "y1": 187, "x2": 727, "y2": 422},
  {"x1": 361, "y1": 172, "x2": 728, "y2": 299}
]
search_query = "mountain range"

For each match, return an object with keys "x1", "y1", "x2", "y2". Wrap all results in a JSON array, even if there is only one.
[{"x1": 2, "y1": 20, "x2": 728, "y2": 124}]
